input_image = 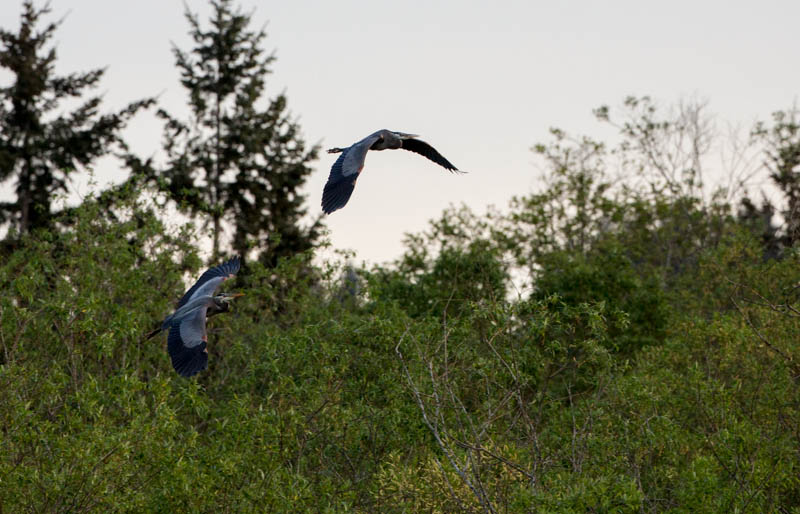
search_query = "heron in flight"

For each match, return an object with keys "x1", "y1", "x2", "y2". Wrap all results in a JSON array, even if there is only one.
[
  {"x1": 146, "y1": 257, "x2": 243, "y2": 377},
  {"x1": 321, "y1": 129, "x2": 463, "y2": 214}
]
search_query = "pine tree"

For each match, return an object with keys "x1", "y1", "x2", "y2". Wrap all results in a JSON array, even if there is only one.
[
  {"x1": 757, "y1": 108, "x2": 800, "y2": 245},
  {"x1": 156, "y1": 0, "x2": 321, "y2": 265},
  {"x1": 742, "y1": 107, "x2": 800, "y2": 253},
  {"x1": 0, "y1": 1, "x2": 153, "y2": 235}
]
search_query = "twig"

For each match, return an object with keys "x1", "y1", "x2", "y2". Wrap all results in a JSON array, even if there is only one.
[
  {"x1": 452, "y1": 439, "x2": 534, "y2": 481},
  {"x1": 396, "y1": 327, "x2": 496, "y2": 514},
  {"x1": 729, "y1": 292, "x2": 798, "y2": 375}
]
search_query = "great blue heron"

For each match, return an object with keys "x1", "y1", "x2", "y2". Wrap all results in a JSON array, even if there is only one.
[
  {"x1": 146, "y1": 257, "x2": 243, "y2": 377},
  {"x1": 321, "y1": 129, "x2": 463, "y2": 214}
]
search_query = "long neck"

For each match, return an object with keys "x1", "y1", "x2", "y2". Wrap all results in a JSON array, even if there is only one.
[
  {"x1": 207, "y1": 298, "x2": 229, "y2": 317},
  {"x1": 170, "y1": 296, "x2": 212, "y2": 322}
]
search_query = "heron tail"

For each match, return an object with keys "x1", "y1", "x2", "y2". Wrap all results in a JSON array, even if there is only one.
[{"x1": 144, "y1": 327, "x2": 162, "y2": 340}]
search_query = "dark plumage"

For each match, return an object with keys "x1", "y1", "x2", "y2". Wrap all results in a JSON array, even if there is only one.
[
  {"x1": 321, "y1": 129, "x2": 463, "y2": 214},
  {"x1": 147, "y1": 257, "x2": 243, "y2": 378},
  {"x1": 322, "y1": 149, "x2": 357, "y2": 214},
  {"x1": 176, "y1": 257, "x2": 241, "y2": 309},
  {"x1": 399, "y1": 138, "x2": 458, "y2": 172}
]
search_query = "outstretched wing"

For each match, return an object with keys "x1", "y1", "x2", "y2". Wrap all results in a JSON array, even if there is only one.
[
  {"x1": 322, "y1": 149, "x2": 358, "y2": 214},
  {"x1": 176, "y1": 257, "x2": 240, "y2": 309},
  {"x1": 167, "y1": 307, "x2": 209, "y2": 378},
  {"x1": 401, "y1": 138, "x2": 461, "y2": 172},
  {"x1": 321, "y1": 132, "x2": 383, "y2": 214}
]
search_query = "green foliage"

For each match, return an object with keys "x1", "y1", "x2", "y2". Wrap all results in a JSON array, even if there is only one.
[
  {"x1": 502, "y1": 130, "x2": 618, "y2": 266},
  {"x1": 3, "y1": 75, "x2": 800, "y2": 512},
  {"x1": 532, "y1": 241, "x2": 668, "y2": 353},
  {"x1": 370, "y1": 206, "x2": 509, "y2": 319},
  {"x1": 0, "y1": 191, "x2": 425, "y2": 511},
  {"x1": 749, "y1": 106, "x2": 800, "y2": 248}
]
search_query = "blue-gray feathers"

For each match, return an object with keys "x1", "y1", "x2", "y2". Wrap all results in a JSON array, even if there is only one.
[
  {"x1": 321, "y1": 130, "x2": 461, "y2": 214},
  {"x1": 322, "y1": 150, "x2": 357, "y2": 214},
  {"x1": 177, "y1": 256, "x2": 241, "y2": 308},
  {"x1": 167, "y1": 323, "x2": 208, "y2": 378}
]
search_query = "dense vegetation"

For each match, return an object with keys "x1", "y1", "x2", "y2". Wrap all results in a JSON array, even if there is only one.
[
  {"x1": 2, "y1": 2, "x2": 800, "y2": 513},
  {"x1": 2, "y1": 101, "x2": 799, "y2": 512}
]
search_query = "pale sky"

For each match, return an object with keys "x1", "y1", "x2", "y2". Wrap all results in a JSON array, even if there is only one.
[{"x1": 1, "y1": 0, "x2": 799, "y2": 265}]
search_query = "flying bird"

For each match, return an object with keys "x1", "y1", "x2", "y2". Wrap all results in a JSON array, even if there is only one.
[
  {"x1": 321, "y1": 129, "x2": 463, "y2": 214},
  {"x1": 146, "y1": 257, "x2": 244, "y2": 378}
]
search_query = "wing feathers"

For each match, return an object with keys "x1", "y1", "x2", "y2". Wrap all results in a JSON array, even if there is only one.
[
  {"x1": 167, "y1": 322, "x2": 208, "y2": 378},
  {"x1": 401, "y1": 138, "x2": 460, "y2": 172},
  {"x1": 322, "y1": 149, "x2": 359, "y2": 214},
  {"x1": 176, "y1": 256, "x2": 241, "y2": 308},
  {"x1": 321, "y1": 130, "x2": 463, "y2": 214},
  {"x1": 162, "y1": 257, "x2": 240, "y2": 377}
]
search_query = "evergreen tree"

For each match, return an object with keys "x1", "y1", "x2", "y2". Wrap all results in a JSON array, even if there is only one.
[
  {"x1": 155, "y1": 0, "x2": 321, "y2": 265},
  {"x1": 0, "y1": 1, "x2": 153, "y2": 236},
  {"x1": 753, "y1": 107, "x2": 800, "y2": 246}
]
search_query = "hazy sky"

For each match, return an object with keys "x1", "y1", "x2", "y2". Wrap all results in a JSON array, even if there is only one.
[{"x1": 1, "y1": 0, "x2": 799, "y2": 264}]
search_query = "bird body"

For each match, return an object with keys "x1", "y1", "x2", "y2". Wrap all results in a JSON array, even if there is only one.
[
  {"x1": 147, "y1": 257, "x2": 243, "y2": 377},
  {"x1": 322, "y1": 129, "x2": 462, "y2": 214},
  {"x1": 157, "y1": 293, "x2": 231, "y2": 331}
]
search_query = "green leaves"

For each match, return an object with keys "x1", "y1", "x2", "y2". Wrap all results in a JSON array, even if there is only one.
[
  {"x1": 2, "y1": 20, "x2": 800, "y2": 506},
  {"x1": 1, "y1": 173, "x2": 799, "y2": 511}
]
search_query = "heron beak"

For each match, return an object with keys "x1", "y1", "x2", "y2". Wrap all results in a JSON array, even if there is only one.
[
  {"x1": 230, "y1": 292, "x2": 245, "y2": 298},
  {"x1": 398, "y1": 133, "x2": 419, "y2": 139}
]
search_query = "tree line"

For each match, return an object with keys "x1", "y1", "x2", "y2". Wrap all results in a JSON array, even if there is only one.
[
  {"x1": 1, "y1": 0, "x2": 800, "y2": 511},
  {"x1": 0, "y1": 0, "x2": 320, "y2": 266}
]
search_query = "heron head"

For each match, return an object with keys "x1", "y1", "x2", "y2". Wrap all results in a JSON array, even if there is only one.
[
  {"x1": 217, "y1": 292, "x2": 245, "y2": 303},
  {"x1": 392, "y1": 131, "x2": 419, "y2": 140}
]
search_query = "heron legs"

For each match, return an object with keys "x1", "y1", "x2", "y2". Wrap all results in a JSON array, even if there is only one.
[{"x1": 327, "y1": 147, "x2": 345, "y2": 154}]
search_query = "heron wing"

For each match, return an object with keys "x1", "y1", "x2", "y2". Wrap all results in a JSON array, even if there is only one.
[
  {"x1": 401, "y1": 138, "x2": 460, "y2": 172},
  {"x1": 342, "y1": 132, "x2": 381, "y2": 175},
  {"x1": 167, "y1": 307, "x2": 209, "y2": 378},
  {"x1": 176, "y1": 256, "x2": 241, "y2": 309},
  {"x1": 321, "y1": 133, "x2": 381, "y2": 214},
  {"x1": 321, "y1": 150, "x2": 356, "y2": 214}
]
